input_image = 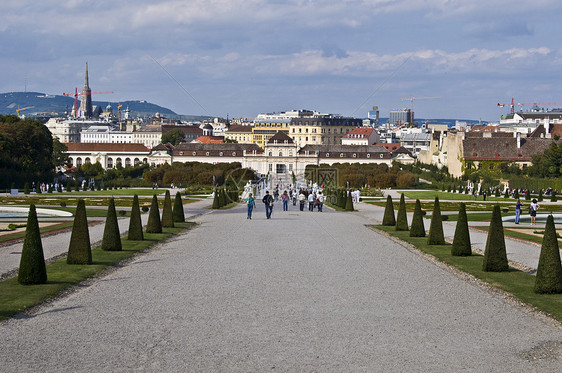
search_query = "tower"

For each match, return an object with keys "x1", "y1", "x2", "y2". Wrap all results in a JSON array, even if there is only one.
[{"x1": 79, "y1": 62, "x2": 93, "y2": 118}]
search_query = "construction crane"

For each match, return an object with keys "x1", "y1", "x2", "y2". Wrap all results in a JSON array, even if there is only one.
[
  {"x1": 400, "y1": 96, "x2": 440, "y2": 123},
  {"x1": 16, "y1": 106, "x2": 30, "y2": 117},
  {"x1": 62, "y1": 88, "x2": 114, "y2": 118},
  {"x1": 497, "y1": 97, "x2": 562, "y2": 114}
]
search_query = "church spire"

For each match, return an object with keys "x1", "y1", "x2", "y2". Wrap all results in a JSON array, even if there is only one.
[
  {"x1": 84, "y1": 62, "x2": 90, "y2": 90},
  {"x1": 79, "y1": 61, "x2": 93, "y2": 118}
]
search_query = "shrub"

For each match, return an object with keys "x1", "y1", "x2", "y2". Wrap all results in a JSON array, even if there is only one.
[
  {"x1": 345, "y1": 191, "x2": 354, "y2": 211},
  {"x1": 161, "y1": 190, "x2": 175, "y2": 228},
  {"x1": 212, "y1": 188, "x2": 220, "y2": 209},
  {"x1": 395, "y1": 193, "x2": 409, "y2": 231},
  {"x1": 220, "y1": 187, "x2": 227, "y2": 207},
  {"x1": 427, "y1": 197, "x2": 445, "y2": 245},
  {"x1": 128, "y1": 194, "x2": 144, "y2": 241},
  {"x1": 409, "y1": 199, "x2": 425, "y2": 237},
  {"x1": 36, "y1": 181, "x2": 41, "y2": 194},
  {"x1": 482, "y1": 205, "x2": 508, "y2": 272},
  {"x1": 118, "y1": 210, "x2": 127, "y2": 216},
  {"x1": 504, "y1": 189, "x2": 509, "y2": 198},
  {"x1": 145, "y1": 194, "x2": 162, "y2": 233},
  {"x1": 173, "y1": 191, "x2": 185, "y2": 223},
  {"x1": 534, "y1": 215, "x2": 562, "y2": 294},
  {"x1": 67, "y1": 199, "x2": 92, "y2": 264},
  {"x1": 141, "y1": 205, "x2": 149, "y2": 212},
  {"x1": 451, "y1": 203, "x2": 471, "y2": 256},
  {"x1": 24, "y1": 182, "x2": 30, "y2": 194},
  {"x1": 101, "y1": 198, "x2": 122, "y2": 251},
  {"x1": 525, "y1": 190, "x2": 531, "y2": 200},
  {"x1": 514, "y1": 190, "x2": 519, "y2": 199},
  {"x1": 551, "y1": 190, "x2": 557, "y2": 202},
  {"x1": 60, "y1": 201, "x2": 67, "y2": 207},
  {"x1": 382, "y1": 195, "x2": 396, "y2": 226},
  {"x1": 495, "y1": 188, "x2": 500, "y2": 197},
  {"x1": 538, "y1": 189, "x2": 544, "y2": 202},
  {"x1": 17, "y1": 204, "x2": 47, "y2": 285}
]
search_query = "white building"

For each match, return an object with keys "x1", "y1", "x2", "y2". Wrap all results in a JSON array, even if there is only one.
[
  {"x1": 341, "y1": 127, "x2": 379, "y2": 146},
  {"x1": 45, "y1": 118, "x2": 112, "y2": 142},
  {"x1": 64, "y1": 143, "x2": 152, "y2": 169},
  {"x1": 80, "y1": 125, "x2": 133, "y2": 143}
]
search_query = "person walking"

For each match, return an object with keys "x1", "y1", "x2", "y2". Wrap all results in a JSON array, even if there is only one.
[
  {"x1": 308, "y1": 192, "x2": 316, "y2": 211},
  {"x1": 298, "y1": 190, "x2": 306, "y2": 211},
  {"x1": 317, "y1": 191, "x2": 324, "y2": 212},
  {"x1": 282, "y1": 190, "x2": 289, "y2": 211},
  {"x1": 529, "y1": 198, "x2": 539, "y2": 225},
  {"x1": 514, "y1": 198, "x2": 523, "y2": 224},
  {"x1": 245, "y1": 193, "x2": 255, "y2": 219},
  {"x1": 263, "y1": 191, "x2": 274, "y2": 219}
]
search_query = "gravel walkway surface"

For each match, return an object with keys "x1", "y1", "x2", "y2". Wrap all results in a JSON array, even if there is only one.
[{"x1": 1, "y1": 202, "x2": 561, "y2": 371}]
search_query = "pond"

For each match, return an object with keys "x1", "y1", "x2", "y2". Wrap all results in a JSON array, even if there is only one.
[
  {"x1": 502, "y1": 213, "x2": 562, "y2": 224},
  {"x1": 0, "y1": 207, "x2": 73, "y2": 218}
]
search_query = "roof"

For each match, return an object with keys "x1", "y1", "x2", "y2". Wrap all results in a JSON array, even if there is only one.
[
  {"x1": 226, "y1": 125, "x2": 253, "y2": 133},
  {"x1": 342, "y1": 127, "x2": 374, "y2": 139},
  {"x1": 173, "y1": 143, "x2": 263, "y2": 156},
  {"x1": 64, "y1": 143, "x2": 150, "y2": 153},
  {"x1": 267, "y1": 131, "x2": 294, "y2": 144},
  {"x1": 463, "y1": 137, "x2": 555, "y2": 161},
  {"x1": 161, "y1": 125, "x2": 203, "y2": 135},
  {"x1": 374, "y1": 143, "x2": 403, "y2": 152},
  {"x1": 193, "y1": 136, "x2": 224, "y2": 144},
  {"x1": 299, "y1": 144, "x2": 391, "y2": 160}
]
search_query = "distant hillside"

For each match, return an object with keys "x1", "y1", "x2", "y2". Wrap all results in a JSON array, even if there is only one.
[{"x1": 0, "y1": 92, "x2": 211, "y2": 121}]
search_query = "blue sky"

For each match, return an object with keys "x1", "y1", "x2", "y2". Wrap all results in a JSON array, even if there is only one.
[{"x1": 2, "y1": 0, "x2": 562, "y2": 121}]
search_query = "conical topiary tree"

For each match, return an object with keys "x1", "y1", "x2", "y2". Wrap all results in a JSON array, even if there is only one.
[
  {"x1": 451, "y1": 202, "x2": 471, "y2": 256},
  {"x1": 409, "y1": 199, "x2": 425, "y2": 237},
  {"x1": 482, "y1": 205, "x2": 509, "y2": 272},
  {"x1": 395, "y1": 193, "x2": 409, "y2": 231},
  {"x1": 212, "y1": 188, "x2": 220, "y2": 209},
  {"x1": 220, "y1": 187, "x2": 227, "y2": 207},
  {"x1": 538, "y1": 189, "x2": 544, "y2": 202},
  {"x1": 128, "y1": 194, "x2": 144, "y2": 241},
  {"x1": 525, "y1": 190, "x2": 531, "y2": 200},
  {"x1": 345, "y1": 191, "x2": 354, "y2": 211},
  {"x1": 161, "y1": 190, "x2": 175, "y2": 228},
  {"x1": 495, "y1": 188, "x2": 500, "y2": 197},
  {"x1": 382, "y1": 195, "x2": 396, "y2": 226},
  {"x1": 427, "y1": 197, "x2": 445, "y2": 245},
  {"x1": 551, "y1": 190, "x2": 557, "y2": 202},
  {"x1": 514, "y1": 189, "x2": 520, "y2": 199},
  {"x1": 534, "y1": 215, "x2": 562, "y2": 294},
  {"x1": 145, "y1": 194, "x2": 162, "y2": 233},
  {"x1": 101, "y1": 198, "x2": 122, "y2": 251},
  {"x1": 18, "y1": 204, "x2": 47, "y2": 285},
  {"x1": 504, "y1": 189, "x2": 509, "y2": 198},
  {"x1": 67, "y1": 199, "x2": 92, "y2": 264},
  {"x1": 173, "y1": 191, "x2": 185, "y2": 223}
]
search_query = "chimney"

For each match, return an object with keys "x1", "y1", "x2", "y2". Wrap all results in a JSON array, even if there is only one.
[
  {"x1": 516, "y1": 132, "x2": 521, "y2": 148},
  {"x1": 545, "y1": 118, "x2": 550, "y2": 134}
]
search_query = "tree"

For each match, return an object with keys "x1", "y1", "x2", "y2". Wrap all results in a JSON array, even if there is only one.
[
  {"x1": 173, "y1": 191, "x2": 185, "y2": 222},
  {"x1": 145, "y1": 194, "x2": 162, "y2": 233},
  {"x1": 538, "y1": 189, "x2": 544, "y2": 202},
  {"x1": 409, "y1": 199, "x2": 425, "y2": 237},
  {"x1": 128, "y1": 194, "x2": 144, "y2": 241},
  {"x1": 161, "y1": 128, "x2": 184, "y2": 146},
  {"x1": 52, "y1": 137, "x2": 69, "y2": 167},
  {"x1": 345, "y1": 191, "x2": 354, "y2": 211},
  {"x1": 212, "y1": 188, "x2": 220, "y2": 209},
  {"x1": 101, "y1": 198, "x2": 122, "y2": 251},
  {"x1": 161, "y1": 190, "x2": 175, "y2": 228},
  {"x1": 534, "y1": 215, "x2": 562, "y2": 294},
  {"x1": 67, "y1": 199, "x2": 92, "y2": 264},
  {"x1": 482, "y1": 205, "x2": 509, "y2": 272},
  {"x1": 18, "y1": 204, "x2": 47, "y2": 285},
  {"x1": 552, "y1": 190, "x2": 557, "y2": 202},
  {"x1": 427, "y1": 197, "x2": 445, "y2": 245},
  {"x1": 395, "y1": 193, "x2": 409, "y2": 231},
  {"x1": 382, "y1": 195, "x2": 396, "y2": 226},
  {"x1": 451, "y1": 203, "x2": 471, "y2": 256}
]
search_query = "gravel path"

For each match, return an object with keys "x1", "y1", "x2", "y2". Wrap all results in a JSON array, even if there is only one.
[{"x1": 1, "y1": 203, "x2": 561, "y2": 371}]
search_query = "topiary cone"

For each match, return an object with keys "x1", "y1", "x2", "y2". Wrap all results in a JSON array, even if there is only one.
[
  {"x1": 409, "y1": 199, "x2": 425, "y2": 237},
  {"x1": 212, "y1": 189, "x2": 220, "y2": 209},
  {"x1": 395, "y1": 193, "x2": 409, "y2": 231},
  {"x1": 101, "y1": 198, "x2": 122, "y2": 251},
  {"x1": 451, "y1": 202, "x2": 471, "y2": 256},
  {"x1": 18, "y1": 204, "x2": 47, "y2": 284},
  {"x1": 161, "y1": 190, "x2": 175, "y2": 228},
  {"x1": 67, "y1": 199, "x2": 92, "y2": 264},
  {"x1": 173, "y1": 191, "x2": 185, "y2": 223},
  {"x1": 220, "y1": 187, "x2": 227, "y2": 207},
  {"x1": 128, "y1": 194, "x2": 144, "y2": 241},
  {"x1": 145, "y1": 194, "x2": 162, "y2": 233},
  {"x1": 427, "y1": 197, "x2": 445, "y2": 245},
  {"x1": 482, "y1": 205, "x2": 509, "y2": 272},
  {"x1": 382, "y1": 195, "x2": 396, "y2": 226},
  {"x1": 534, "y1": 215, "x2": 562, "y2": 294},
  {"x1": 345, "y1": 191, "x2": 354, "y2": 211}
]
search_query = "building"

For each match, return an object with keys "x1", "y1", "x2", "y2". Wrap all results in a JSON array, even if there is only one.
[
  {"x1": 252, "y1": 118, "x2": 291, "y2": 148},
  {"x1": 131, "y1": 125, "x2": 162, "y2": 149},
  {"x1": 64, "y1": 143, "x2": 151, "y2": 169},
  {"x1": 288, "y1": 115, "x2": 362, "y2": 147},
  {"x1": 399, "y1": 132, "x2": 431, "y2": 155},
  {"x1": 389, "y1": 108, "x2": 412, "y2": 125},
  {"x1": 161, "y1": 125, "x2": 203, "y2": 143},
  {"x1": 80, "y1": 125, "x2": 132, "y2": 143},
  {"x1": 45, "y1": 118, "x2": 112, "y2": 142},
  {"x1": 78, "y1": 62, "x2": 93, "y2": 118},
  {"x1": 224, "y1": 125, "x2": 254, "y2": 144},
  {"x1": 341, "y1": 127, "x2": 379, "y2": 145}
]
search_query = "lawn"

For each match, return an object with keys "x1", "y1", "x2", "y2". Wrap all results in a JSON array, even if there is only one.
[
  {"x1": 373, "y1": 225, "x2": 562, "y2": 321},
  {"x1": 0, "y1": 222, "x2": 196, "y2": 321}
]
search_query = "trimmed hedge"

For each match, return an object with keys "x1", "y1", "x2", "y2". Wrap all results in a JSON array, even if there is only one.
[
  {"x1": 534, "y1": 215, "x2": 562, "y2": 294},
  {"x1": 161, "y1": 190, "x2": 175, "y2": 228},
  {"x1": 382, "y1": 195, "x2": 396, "y2": 226},
  {"x1": 482, "y1": 205, "x2": 509, "y2": 272},
  {"x1": 18, "y1": 204, "x2": 47, "y2": 285},
  {"x1": 409, "y1": 199, "x2": 425, "y2": 237},
  {"x1": 451, "y1": 202, "x2": 471, "y2": 256},
  {"x1": 173, "y1": 191, "x2": 185, "y2": 223},
  {"x1": 395, "y1": 193, "x2": 409, "y2": 231},
  {"x1": 128, "y1": 194, "x2": 144, "y2": 241},
  {"x1": 427, "y1": 197, "x2": 445, "y2": 245},
  {"x1": 146, "y1": 194, "x2": 162, "y2": 233},
  {"x1": 67, "y1": 199, "x2": 92, "y2": 265},
  {"x1": 101, "y1": 198, "x2": 122, "y2": 251}
]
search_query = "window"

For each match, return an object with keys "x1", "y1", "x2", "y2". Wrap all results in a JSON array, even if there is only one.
[
  {"x1": 326, "y1": 153, "x2": 330, "y2": 157},
  {"x1": 380, "y1": 154, "x2": 384, "y2": 158},
  {"x1": 206, "y1": 152, "x2": 210, "y2": 156},
  {"x1": 134, "y1": 158, "x2": 140, "y2": 165},
  {"x1": 193, "y1": 152, "x2": 197, "y2": 156},
  {"x1": 125, "y1": 158, "x2": 131, "y2": 167},
  {"x1": 353, "y1": 153, "x2": 357, "y2": 158},
  {"x1": 340, "y1": 153, "x2": 344, "y2": 158},
  {"x1": 219, "y1": 152, "x2": 223, "y2": 156},
  {"x1": 269, "y1": 164, "x2": 272, "y2": 171},
  {"x1": 279, "y1": 151, "x2": 283, "y2": 157},
  {"x1": 232, "y1": 152, "x2": 236, "y2": 156},
  {"x1": 367, "y1": 153, "x2": 371, "y2": 158}
]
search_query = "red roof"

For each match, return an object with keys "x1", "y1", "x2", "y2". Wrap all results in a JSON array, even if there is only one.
[
  {"x1": 342, "y1": 127, "x2": 374, "y2": 139},
  {"x1": 64, "y1": 143, "x2": 150, "y2": 152},
  {"x1": 194, "y1": 136, "x2": 224, "y2": 144},
  {"x1": 374, "y1": 143, "x2": 401, "y2": 152}
]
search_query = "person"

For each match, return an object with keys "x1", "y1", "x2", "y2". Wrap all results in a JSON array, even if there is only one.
[
  {"x1": 473, "y1": 190, "x2": 478, "y2": 201},
  {"x1": 292, "y1": 190, "x2": 297, "y2": 206},
  {"x1": 308, "y1": 192, "x2": 316, "y2": 211},
  {"x1": 263, "y1": 191, "x2": 274, "y2": 219},
  {"x1": 482, "y1": 190, "x2": 487, "y2": 201},
  {"x1": 246, "y1": 193, "x2": 255, "y2": 219},
  {"x1": 514, "y1": 198, "x2": 523, "y2": 224},
  {"x1": 317, "y1": 191, "x2": 324, "y2": 212},
  {"x1": 530, "y1": 198, "x2": 539, "y2": 225},
  {"x1": 282, "y1": 190, "x2": 289, "y2": 211},
  {"x1": 298, "y1": 190, "x2": 306, "y2": 211}
]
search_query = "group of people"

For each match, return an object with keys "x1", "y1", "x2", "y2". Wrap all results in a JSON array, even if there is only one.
[
  {"x1": 515, "y1": 198, "x2": 540, "y2": 225},
  {"x1": 244, "y1": 188, "x2": 325, "y2": 219}
]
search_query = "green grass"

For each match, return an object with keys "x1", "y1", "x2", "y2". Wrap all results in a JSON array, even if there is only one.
[
  {"x1": 0, "y1": 222, "x2": 196, "y2": 321},
  {"x1": 61, "y1": 188, "x2": 168, "y2": 196},
  {"x1": 403, "y1": 190, "x2": 521, "y2": 202},
  {"x1": 373, "y1": 225, "x2": 562, "y2": 321}
]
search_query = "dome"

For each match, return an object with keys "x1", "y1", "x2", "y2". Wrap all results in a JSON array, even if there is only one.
[
  {"x1": 203, "y1": 123, "x2": 213, "y2": 130},
  {"x1": 106, "y1": 104, "x2": 112, "y2": 110}
]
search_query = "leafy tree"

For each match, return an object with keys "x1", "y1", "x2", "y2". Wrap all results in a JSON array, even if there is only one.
[
  {"x1": 161, "y1": 128, "x2": 185, "y2": 146},
  {"x1": 409, "y1": 199, "x2": 425, "y2": 237},
  {"x1": 161, "y1": 190, "x2": 175, "y2": 228},
  {"x1": 18, "y1": 204, "x2": 47, "y2": 285},
  {"x1": 52, "y1": 137, "x2": 69, "y2": 167},
  {"x1": 482, "y1": 205, "x2": 508, "y2": 272},
  {"x1": 395, "y1": 193, "x2": 409, "y2": 231},
  {"x1": 128, "y1": 195, "x2": 144, "y2": 240},
  {"x1": 67, "y1": 199, "x2": 92, "y2": 264},
  {"x1": 145, "y1": 195, "x2": 162, "y2": 233},
  {"x1": 173, "y1": 191, "x2": 185, "y2": 222},
  {"x1": 534, "y1": 215, "x2": 562, "y2": 293},
  {"x1": 427, "y1": 197, "x2": 445, "y2": 245},
  {"x1": 451, "y1": 203, "x2": 471, "y2": 256},
  {"x1": 101, "y1": 198, "x2": 122, "y2": 251},
  {"x1": 382, "y1": 195, "x2": 395, "y2": 226}
]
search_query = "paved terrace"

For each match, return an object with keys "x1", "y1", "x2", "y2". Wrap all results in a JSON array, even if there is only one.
[{"x1": 1, "y1": 199, "x2": 561, "y2": 371}]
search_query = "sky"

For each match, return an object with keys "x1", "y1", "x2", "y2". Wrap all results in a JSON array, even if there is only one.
[{"x1": 2, "y1": 0, "x2": 562, "y2": 122}]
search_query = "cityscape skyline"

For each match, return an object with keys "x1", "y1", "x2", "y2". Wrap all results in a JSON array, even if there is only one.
[{"x1": 2, "y1": 1, "x2": 562, "y2": 121}]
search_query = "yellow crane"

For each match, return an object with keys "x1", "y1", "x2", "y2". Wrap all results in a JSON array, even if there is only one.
[
  {"x1": 16, "y1": 106, "x2": 30, "y2": 117},
  {"x1": 400, "y1": 96, "x2": 440, "y2": 123}
]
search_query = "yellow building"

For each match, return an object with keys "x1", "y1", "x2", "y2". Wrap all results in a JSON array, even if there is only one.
[
  {"x1": 224, "y1": 125, "x2": 254, "y2": 144},
  {"x1": 252, "y1": 118, "x2": 291, "y2": 148}
]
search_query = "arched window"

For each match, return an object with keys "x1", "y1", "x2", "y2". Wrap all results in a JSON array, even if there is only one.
[
  {"x1": 107, "y1": 158, "x2": 114, "y2": 168},
  {"x1": 279, "y1": 151, "x2": 283, "y2": 157},
  {"x1": 134, "y1": 158, "x2": 140, "y2": 165},
  {"x1": 340, "y1": 153, "x2": 344, "y2": 158},
  {"x1": 125, "y1": 158, "x2": 131, "y2": 167},
  {"x1": 84, "y1": 157, "x2": 91, "y2": 164},
  {"x1": 76, "y1": 157, "x2": 82, "y2": 167},
  {"x1": 116, "y1": 157, "x2": 122, "y2": 166}
]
